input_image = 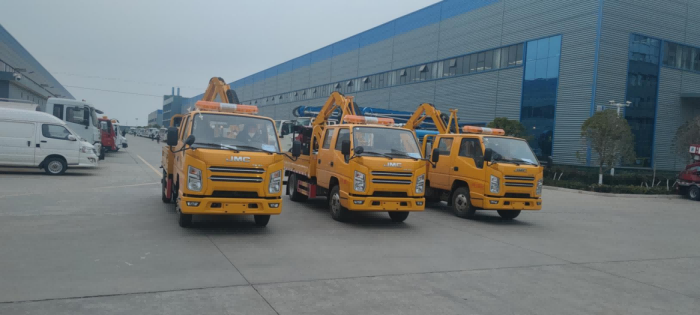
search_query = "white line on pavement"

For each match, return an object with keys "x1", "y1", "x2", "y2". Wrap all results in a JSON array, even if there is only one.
[{"x1": 137, "y1": 154, "x2": 161, "y2": 176}]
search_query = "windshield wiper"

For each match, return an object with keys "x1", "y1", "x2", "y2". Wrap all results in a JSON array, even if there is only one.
[
  {"x1": 494, "y1": 157, "x2": 538, "y2": 166},
  {"x1": 229, "y1": 145, "x2": 267, "y2": 153},
  {"x1": 193, "y1": 142, "x2": 239, "y2": 153},
  {"x1": 358, "y1": 151, "x2": 393, "y2": 160},
  {"x1": 386, "y1": 151, "x2": 419, "y2": 161}
]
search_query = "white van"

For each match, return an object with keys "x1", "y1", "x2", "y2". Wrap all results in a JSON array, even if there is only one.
[
  {"x1": 113, "y1": 122, "x2": 128, "y2": 149},
  {"x1": 0, "y1": 108, "x2": 99, "y2": 175},
  {"x1": 44, "y1": 98, "x2": 104, "y2": 159}
]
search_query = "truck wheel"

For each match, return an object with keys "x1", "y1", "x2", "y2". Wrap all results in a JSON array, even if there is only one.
[
  {"x1": 388, "y1": 211, "x2": 409, "y2": 222},
  {"x1": 689, "y1": 186, "x2": 700, "y2": 201},
  {"x1": 44, "y1": 157, "x2": 67, "y2": 175},
  {"x1": 161, "y1": 171, "x2": 170, "y2": 203},
  {"x1": 99, "y1": 148, "x2": 105, "y2": 160},
  {"x1": 289, "y1": 173, "x2": 308, "y2": 202},
  {"x1": 178, "y1": 213, "x2": 192, "y2": 228},
  {"x1": 497, "y1": 210, "x2": 521, "y2": 220},
  {"x1": 329, "y1": 185, "x2": 350, "y2": 222},
  {"x1": 254, "y1": 215, "x2": 270, "y2": 227},
  {"x1": 452, "y1": 186, "x2": 476, "y2": 219}
]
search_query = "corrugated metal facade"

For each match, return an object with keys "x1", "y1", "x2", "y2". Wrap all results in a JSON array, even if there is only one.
[{"x1": 171, "y1": 0, "x2": 700, "y2": 170}]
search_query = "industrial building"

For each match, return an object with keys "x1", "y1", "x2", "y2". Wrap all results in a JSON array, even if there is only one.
[
  {"x1": 170, "y1": 0, "x2": 700, "y2": 170},
  {"x1": 162, "y1": 88, "x2": 185, "y2": 127},
  {"x1": 0, "y1": 24, "x2": 73, "y2": 108},
  {"x1": 148, "y1": 109, "x2": 163, "y2": 127}
]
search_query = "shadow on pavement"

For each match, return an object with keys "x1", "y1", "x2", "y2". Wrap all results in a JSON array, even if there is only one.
[{"x1": 425, "y1": 201, "x2": 535, "y2": 226}]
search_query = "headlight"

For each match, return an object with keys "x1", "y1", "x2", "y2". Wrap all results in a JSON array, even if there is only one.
[
  {"x1": 80, "y1": 146, "x2": 90, "y2": 153},
  {"x1": 269, "y1": 170, "x2": 282, "y2": 193},
  {"x1": 354, "y1": 171, "x2": 366, "y2": 192},
  {"x1": 187, "y1": 166, "x2": 202, "y2": 191},
  {"x1": 490, "y1": 175, "x2": 500, "y2": 194},
  {"x1": 415, "y1": 174, "x2": 425, "y2": 194},
  {"x1": 536, "y1": 178, "x2": 543, "y2": 195}
]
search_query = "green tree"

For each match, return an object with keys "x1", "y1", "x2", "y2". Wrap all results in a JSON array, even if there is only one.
[
  {"x1": 581, "y1": 110, "x2": 636, "y2": 184},
  {"x1": 673, "y1": 115, "x2": 700, "y2": 161},
  {"x1": 487, "y1": 117, "x2": 529, "y2": 139}
]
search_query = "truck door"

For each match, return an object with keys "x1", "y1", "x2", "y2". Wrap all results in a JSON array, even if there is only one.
[
  {"x1": 331, "y1": 128, "x2": 351, "y2": 190},
  {"x1": 175, "y1": 116, "x2": 191, "y2": 182},
  {"x1": 454, "y1": 137, "x2": 486, "y2": 200},
  {"x1": 430, "y1": 136, "x2": 455, "y2": 190},
  {"x1": 0, "y1": 120, "x2": 36, "y2": 166},
  {"x1": 317, "y1": 128, "x2": 336, "y2": 188}
]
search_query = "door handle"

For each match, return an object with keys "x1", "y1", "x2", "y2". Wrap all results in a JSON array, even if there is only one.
[
  {"x1": 318, "y1": 159, "x2": 321, "y2": 164},
  {"x1": 41, "y1": 140, "x2": 47, "y2": 143},
  {"x1": 330, "y1": 162, "x2": 334, "y2": 167},
  {"x1": 454, "y1": 167, "x2": 459, "y2": 171},
  {"x1": 27, "y1": 141, "x2": 31, "y2": 147}
]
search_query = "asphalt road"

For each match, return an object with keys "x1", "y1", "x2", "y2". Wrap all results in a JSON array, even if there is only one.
[{"x1": 1, "y1": 135, "x2": 699, "y2": 314}]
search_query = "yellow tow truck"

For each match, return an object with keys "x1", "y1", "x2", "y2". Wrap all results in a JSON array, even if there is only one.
[
  {"x1": 161, "y1": 78, "x2": 299, "y2": 227},
  {"x1": 284, "y1": 92, "x2": 426, "y2": 222},
  {"x1": 403, "y1": 103, "x2": 543, "y2": 220}
]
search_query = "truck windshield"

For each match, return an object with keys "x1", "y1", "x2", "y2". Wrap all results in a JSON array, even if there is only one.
[
  {"x1": 353, "y1": 127, "x2": 422, "y2": 158},
  {"x1": 483, "y1": 137, "x2": 539, "y2": 165},
  {"x1": 191, "y1": 114, "x2": 280, "y2": 152}
]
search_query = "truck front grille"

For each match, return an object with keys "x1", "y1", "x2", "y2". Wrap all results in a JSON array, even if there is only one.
[
  {"x1": 211, "y1": 191, "x2": 259, "y2": 198},
  {"x1": 504, "y1": 182, "x2": 534, "y2": 187},
  {"x1": 371, "y1": 191, "x2": 408, "y2": 197},
  {"x1": 210, "y1": 176, "x2": 263, "y2": 183},
  {"x1": 371, "y1": 179, "x2": 411, "y2": 185},
  {"x1": 504, "y1": 175, "x2": 535, "y2": 181},
  {"x1": 209, "y1": 167, "x2": 264, "y2": 174},
  {"x1": 371, "y1": 171, "x2": 412, "y2": 177}
]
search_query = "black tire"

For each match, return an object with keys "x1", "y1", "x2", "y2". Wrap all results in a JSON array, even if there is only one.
[
  {"x1": 254, "y1": 215, "x2": 271, "y2": 227},
  {"x1": 329, "y1": 185, "x2": 350, "y2": 222},
  {"x1": 289, "y1": 173, "x2": 308, "y2": 202},
  {"x1": 161, "y1": 171, "x2": 171, "y2": 203},
  {"x1": 689, "y1": 186, "x2": 700, "y2": 201},
  {"x1": 178, "y1": 213, "x2": 192, "y2": 228},
  {"x1": 388, "y1": 211, "x2": 409, "y2": 222},
  {"x1": 452, "y1": 186, "x2": 476, "y2": 218},
  {"x1": 226, "y1": 89, "x2": 241, "y2": 104},
  {"x1": 99, "y1": 147, "x2": 105, "y2": 160},
  {"x1": 497, "y1": 210, "x2": 521, "y2": 220},
  {"x1": 44, "y1": 157, "x2": 67, "y2": 175}
]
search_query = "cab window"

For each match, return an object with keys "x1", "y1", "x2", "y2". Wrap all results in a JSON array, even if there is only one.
[
  {"x1": 180, "y1": 117, "x2": 190, "y2": 140},
  {"x1": 437, "y1": 137, "x2": 453, "y2": 155},
  {"x1": 42, "y1": 124, "x2": 72, "y2": 140},
  {"x1": 322, "y1": 129, "x2": 334, "y2": 149},
  {"x1": 334, "y1": 128, "x2": 350, "y2": 150},
  {"x1": 459, "y1": 138, "x2": 484, "y2": 168}
]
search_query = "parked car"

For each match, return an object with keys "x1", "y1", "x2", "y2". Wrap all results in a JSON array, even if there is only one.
[{"x1": 0, "y1": 107, "x2": 99, "y2": 175}]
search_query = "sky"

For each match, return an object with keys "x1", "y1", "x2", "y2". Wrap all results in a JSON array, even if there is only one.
[{"x1": 1, "y1": 0, "x2": 440, "y2": 126}]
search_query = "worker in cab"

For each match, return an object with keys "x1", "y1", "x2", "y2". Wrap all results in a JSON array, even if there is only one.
[{"x1": 238, "y1": 124, "x2": 264, "y2": 145}]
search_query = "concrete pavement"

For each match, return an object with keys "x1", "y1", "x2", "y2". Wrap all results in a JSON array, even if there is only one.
[{"x1": 1, "y1": 135, "x2": 699, "y2": 314}]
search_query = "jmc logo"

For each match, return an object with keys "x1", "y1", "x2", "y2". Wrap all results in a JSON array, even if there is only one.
[
  {"x1": 514, "y1": 168, "x2": 527, "y2": 173},
  {"x1": 226, "y1": 156, "x2": 251, "y2": 162},
  {"x1": 384, "y1": 162, "x2": 402, "y2": 168}
]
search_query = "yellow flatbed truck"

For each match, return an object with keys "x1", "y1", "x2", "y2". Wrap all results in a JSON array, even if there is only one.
[
  {"x1": 284, "y1": 92, "x2": 426, "y2": 222},
  {"x1": 404, "y1": 104, "x2": 543, "y2": 220}
]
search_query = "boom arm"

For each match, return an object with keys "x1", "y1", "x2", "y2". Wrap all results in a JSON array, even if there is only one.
[
  {"x1": 403, "y1": 103, "x2": 459, "y2": 134},
  {"x1": 202, "y1": 77, "x2": 240, "y2": 104},
  {"x1": 307, "y1": 92, "x2": 358, "y2": 155}
]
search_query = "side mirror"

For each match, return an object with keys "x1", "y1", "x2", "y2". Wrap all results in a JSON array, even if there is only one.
[
  {"x1": 354, "y1": 146, "x2": 364, "y2": 155},
  {"x1": 292, "y1": 141, "x2": 302, "y2": 157},
  {"x1": 184, "y1": 134, "x2": 195, "y2": 147},
  {"x1": 341, "y1": 140, "x2": 351, "y2": 156},
  {"x1": 483, "y1": 148, "x2": 493, "y2": 164},
  {"x1": 278, "y1": 134, "x2": 284, "y2": 138},
  {"x1": 166, "y1": 128, "x2": 179, "y2": 146},
  {"x1": 431, "y1": 148, "x2": 440, "y2": 163},
  {"x1": 67, "y1": 135, "x2": 77, "y2": 141}
]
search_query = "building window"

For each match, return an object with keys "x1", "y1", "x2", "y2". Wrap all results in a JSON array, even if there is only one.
[
  {"x1": 521, "y1": 35, "x2": 562, "y2": 159},
  {"x1": 625, "y1": 34, "x2": 661, "y2": 167}
]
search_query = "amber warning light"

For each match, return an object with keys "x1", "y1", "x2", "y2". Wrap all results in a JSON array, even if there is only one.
[
  {"x1": 195, "y1": 101, "x2": 258, "y2": 114},
  {"x1": 462, "y1": 126, "x2": 505, "y2": 135},
  {"x1": 343, "y1": 115, "x2": 394, "y2": 126}
]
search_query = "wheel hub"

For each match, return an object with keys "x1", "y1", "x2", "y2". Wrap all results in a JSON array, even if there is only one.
[
  {"x1": 455, "y1": 194, "x2": 468, "y2": 211},
  {"x1": 48, "y1": 161, "x2": 62, "y2": 173},
  {"x1": 331, "y1": 193, "x2": 341, "y2": 213}
]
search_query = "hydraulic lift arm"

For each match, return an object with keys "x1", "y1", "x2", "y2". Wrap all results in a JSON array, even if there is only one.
[
  {"x1": 202, "y1": 77, "x2": 240, "y2": 104},
  {"x1": 309, "y1": 91, "x2": 358, "y2": 147},
  {"x1": 403, "y1": 103, "x2": 459, "y2": 134}
]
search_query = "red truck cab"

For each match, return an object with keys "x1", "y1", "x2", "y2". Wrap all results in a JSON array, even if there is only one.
[
  {"x1": 98, "y1": 117, "x2": 117, "y2": 151},
  {"x1": 677, "y1": 144, "x2": 700, "y2": 201}
]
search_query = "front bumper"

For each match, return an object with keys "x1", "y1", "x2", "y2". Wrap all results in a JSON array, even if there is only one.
[
  {"x1": 342, "y1": 194, "x2": 425, "y2": 212},
  {"x1": 73, "y1": 155, "x2": 99, "y2": 168},
  {"x1": 480, "y1": 196, "x2": 542, "y2": 210},
  {"x1": 179, "y1": 196, "x2": 283, "y2": 215}
]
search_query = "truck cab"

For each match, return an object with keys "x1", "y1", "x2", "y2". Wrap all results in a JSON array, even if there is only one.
[
  {"x1": 98, "y1": 117, "x2": 117, "y2": 151},
  {"x1": 424, "y1": 130, "x2": 543, "y2": 220},
  {"x1": 161, "y1": 101, "x2": 298, "y2": 228},
  {"x1": 44, "y1": 98, "x2": 104, "y2": 160}
]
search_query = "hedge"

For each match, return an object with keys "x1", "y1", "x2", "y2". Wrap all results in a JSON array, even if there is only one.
[{"x1": 544, "y1": 179, "x2": 675, "y2": 195}]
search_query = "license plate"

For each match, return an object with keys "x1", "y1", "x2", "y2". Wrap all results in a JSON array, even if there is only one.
[
  {"x1": 224, "y1": 203, "x2": 247, "y2": 212},
  {"x1": 382, "y1": 202, "x2": 400, "y2": 210}
]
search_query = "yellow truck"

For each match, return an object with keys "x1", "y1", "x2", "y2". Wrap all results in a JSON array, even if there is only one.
[
  {"x1": 284, "y1": 92, "x2": 426, "y2": 222},
  {"x1": 161, "y1": 99, "x2": 300, "y2": 227},
  {"x1": 403, "y1": 104, "x2": 543, "y2": 220}
]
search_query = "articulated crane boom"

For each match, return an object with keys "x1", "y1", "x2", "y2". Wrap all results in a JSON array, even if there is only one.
[
  {"x1": 202, "y1": 77, "x2": 240, "y2": 103},
  {"x1": 403, "y1": 103, "x2": 459, "y2": 134},
  {"x1": 308, "y1": 91, "x2": 358, "y2": 148}
]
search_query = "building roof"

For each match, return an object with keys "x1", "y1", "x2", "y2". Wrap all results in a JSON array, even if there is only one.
[{"x1": 0, "y1": 24, "x2": 74, "y2": 99}]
